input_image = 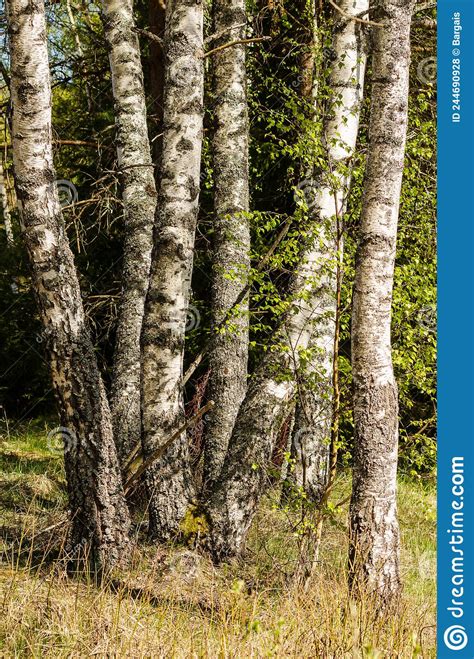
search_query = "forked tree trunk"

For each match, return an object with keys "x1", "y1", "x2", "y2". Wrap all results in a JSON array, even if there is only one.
[
  {"x1": 102, "y1": 0, "x2": 157, "y2": 462},
  {"x1": 349, "y1": 0, "x2": 415, "y2": 601},
  {"x1": 202, "y1": 0, "x2": 250, "y2": 493},
  {"x1": 291, "y1": 0, "x2": 369, "y2": 502},
  {"x1": 204, "y1": 0, "x2": 368, "y2": 561},
  {"x1": 7, "y1": 0, "x2": 130, "y2": 569},
  {"x1": 205, "y1": 267, "x2": 319, "y2": 560},
  {"x1": 141, "y1": 0, "x2": 204, "y2": 540}
]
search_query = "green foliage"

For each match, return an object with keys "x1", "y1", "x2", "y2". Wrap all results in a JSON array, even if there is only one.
[{"x1": 0, "y1": 0, "x2": 436, "y2": 478}]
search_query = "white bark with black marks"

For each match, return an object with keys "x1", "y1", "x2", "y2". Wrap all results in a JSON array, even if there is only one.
[
  {"x1": 101, "y1": 0, "x2": 157, "y2": 462},
  {"x1": 141, "y1": 0, "x2": 204, "y2": 540},
  {"x1": 349, "y1": 0, "x2": 415, "y2": 601},
  {"x1": 291, "y1": 0, "x2": 369, "y2": 502},
  {"x1": 7, "y1": 0, "x2": 130, "y2": 570},
  {"x1": 205, "y1": 270, "x2": 319, "y2": 560},
  {"x1": 204, "y1": 0, "x2": 368, "y2": 561},
  {"x1": 0, "y1": 160, "x2": 14, "y2": 245},
  {"x1": 202, "y1": 0, "x2": 250, "y2": 492}
]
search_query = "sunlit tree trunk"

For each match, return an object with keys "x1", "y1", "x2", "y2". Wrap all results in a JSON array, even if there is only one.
[
  {"x1": 291, "y1": 0, "x2": 368, "y2": 501},
  {"x1": 202, "y1": 0, "x2": 250, "y2": 493},
  {"x1": 141, "y1": 0, "x2": 204, "y2": 540},
  {"x1": 0, "y1": 160, "x2": 13, "y2": 245},
  {"x1": 101, "y1": 0, "x2": 157, "y2": 462},
  {"x1": 7, "y1": 0, "x2": 130, "y2": 570},
  {"x1": 205, "y1": 266, "x2": 321, "y2": 560},
  {"x1": 349, "y1": 0, "x2": 415, "y2": 601},
  {"x1": 204, "y1": 0, "x2": 368, "y2": 561}
]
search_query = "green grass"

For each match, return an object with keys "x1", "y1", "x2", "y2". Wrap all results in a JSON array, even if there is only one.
[{"x1": 0, "y1": 423, "x2": 436, "y2": 657}]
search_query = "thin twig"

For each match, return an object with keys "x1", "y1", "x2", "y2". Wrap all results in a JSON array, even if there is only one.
[
  {"x1": 133, "y1": 27, "x2": 164, "y2": 46},
  {"x1": 123, "y1": 400, "x2": 215, "y2": 495},
  {"x1": 203, "y1": 36, "x2": 271, "y2": 59},
  {"x1": 204, "y1": 22, "x2": 247, "y2": 45}
]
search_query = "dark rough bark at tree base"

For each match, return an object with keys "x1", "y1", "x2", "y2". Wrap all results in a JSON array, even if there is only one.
[
  {"x1": 349, "y1": 0, "x2": 415, "y2": 601},
  {"x1": 7, "y1": 0, "x2": 131, "y2": 570},
  {"x1": 349, "y1": 383, "x2": 400, "y2": 599}
]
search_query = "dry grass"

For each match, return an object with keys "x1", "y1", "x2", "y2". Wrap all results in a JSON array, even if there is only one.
[{"x1": 0, "y1": 422, "x2": 436, "y2": 657}]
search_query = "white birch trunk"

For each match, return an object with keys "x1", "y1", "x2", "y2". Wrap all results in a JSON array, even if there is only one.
[
  {"x1": 7, "y1": 0, "x2": 130, "y2": 570},
  {"x1": 291, "y1": 0, "x2": 368, "y2": 501},
  {"x1": 205, "y1": 0, "x2": 368, "y2": 560},
  {"x1": 141, "y1": 0, "x2": 204, "y2": 540},
  {"x1": 0, "y1": 160, "x2": 14, "y2": 245},
  {"x1": 101, "y1": 0, "x2": 157, "y2": 462},
  {"x1": 349, "y1": 0, "x2": 415, "y2": 601},
  {"x1": 202, "y1": 0, "x2": 250, "y2": 492}
]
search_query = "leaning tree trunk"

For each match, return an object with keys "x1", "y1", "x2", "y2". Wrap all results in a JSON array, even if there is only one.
[
  {"x1": 348, "y1": 0, "x2": 414, "y2": 602},
  {"x1": 201, "y1": 0, "x2": 250, "y2": 493},
  {"x1": 290, "y1": 0, "x2": 369, "y2": 502},
  {"x1": 7, "y1": 0, "x2": 130, "y2": 570},
  {"x1": 203, "y1": 0, "x2": 368, "y2": 561},
  {"x1": 141, "y1": 0, "x2": 204, "y2": 540},
  {"x1": 204, "y1": 256, "x2": 322, "y2": 560},
  {"x1": 101, "y1": 0, "x2": 157, "y2": 463}
]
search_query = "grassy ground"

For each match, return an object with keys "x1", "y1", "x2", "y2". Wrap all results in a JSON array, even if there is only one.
[{"x1": 0, "y1": 420, "x2": 436, "y2": 657}]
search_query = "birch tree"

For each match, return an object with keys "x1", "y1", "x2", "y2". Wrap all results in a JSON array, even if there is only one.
[
  {"x1": 7, "y1": 0, "x2": 130, "y2": 569},
  {"x1": 202, "y1": 0, "x2": 250, "y2": 492},
  {"x1": 290, "y1": 0, "x2": 368, "y2": 502},
  {"x1": 0, "y1": 160, "x2": 14, "y2": 245},
  {"x1": 349, "y1": 0, "x2": 415, "y2": 600},
  {"x1": 203, "y1": 0, "x2": 369, "y2": 561},
  {"x1": 141, "y1": 0, "x2": 204, "y2": 540},
  {"x1": 101, "y1": 0, "x2": 157, "y2": 462}
]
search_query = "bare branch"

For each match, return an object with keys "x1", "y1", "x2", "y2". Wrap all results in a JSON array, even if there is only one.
[
  {"x1": 123, "y1": 400, "x2": 216, "y2": 495},
  {"x1": 203, "y1": 36, "x2": 271, "y2": 59},
  {"x1": 204, "y1": 22, "x2": 247, "y2": 45},
  {"x1": 133, "y1": 27, "x2": 164, "y2": 46}
]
